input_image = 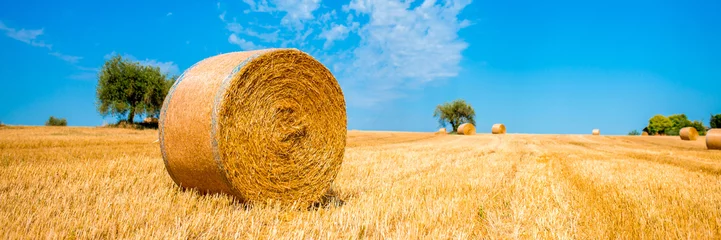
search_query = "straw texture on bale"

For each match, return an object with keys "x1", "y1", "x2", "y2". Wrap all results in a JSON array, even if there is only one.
[
  {"x1": 457, "y1": 123, "x2": 476, "y2": 135},
  {"x1": 707, "y1": 129, "x2": 721, "y2": 150},
  {"x1": 679, "y1": 127, "x2": 699, "y2": 141},
  {"x1": 159, "y1": 49, "x2": 346, "y2": 206},
  {"x1": 491, "y1": 124, "x2": 506, "y2": 134},
  {"x1": 592, "y1": 129, "x2": 600, "y2": 135}
]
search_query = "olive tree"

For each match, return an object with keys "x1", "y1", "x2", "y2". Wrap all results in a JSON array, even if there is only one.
[
  {"x1": 433, "y1": 99, "x2": 476, "y2": 133},
  {"x1": 96, "y1": 55, "x2": 174, "y2": 123}
]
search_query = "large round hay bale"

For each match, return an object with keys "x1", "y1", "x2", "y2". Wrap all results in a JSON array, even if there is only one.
[
  {"x1": 679, "y1": 127, "x2": 699, "y2": 141},
  {"x1": 457, "y1": 123, "x2": 476, "y2": 135},
  {"x1": 707, "y1": 129, "x2": 721, "y2": 150},
  {"x1": 491, "y1": 123, "x2": 506, "y2": 134},
  {"x1": 642, "y1": 131, "x2": 649, "y2": 136},
  {"x1": 159, "y1": 49, "x2": 346, "y2": 205},
  {"x1": 592, "y1": 129, "x2": 600, "y2": 135}
]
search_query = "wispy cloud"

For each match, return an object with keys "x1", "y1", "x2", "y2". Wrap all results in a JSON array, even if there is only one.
[
  {"x1": 49, "y1": 52, "x2": 83, "y2": 64},
  {"x1": 217, "y1": 0, "x2": 471, "y2": 107},
  {"x1": 318, "y1": 22, "x2": 357, "y2": 49},
  {"x1": 241, "y1": 0, "x2": 321, "y2": 29},
  {"x1": 0, "y1": 21, "x2": 52, "y2": 49},
  {"x1": 228, "y1": 34, "x2": 264, "y2": 50},
  {"x1": 68, "y1": 71, "x2": 98, "y2": 81},
  {"x1": 166, "y1": 12, "x2": 173, "y2": 17},
  {"x1": 104, "y1": 51, "x2": 180, "y2": 76}
]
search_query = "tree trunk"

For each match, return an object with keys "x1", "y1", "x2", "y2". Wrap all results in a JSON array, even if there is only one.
[
  {"x1": 128, "y1": 108, "x2": 135, "y2": 123},
  {"x1": 451, "y1": 120, "x2": 459, "y2": 133}
]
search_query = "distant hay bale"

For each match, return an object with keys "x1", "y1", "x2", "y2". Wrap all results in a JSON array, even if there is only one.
[
  {"x1": 642, "y1": 131, "x2": 649, "y2": 136},
  {"x1": 143, "y1": 117, "x2": 159, "y2": 124},
  {"x1": 457, "y1": 123, "x2": 476, "y2": 135},
  {"x1": 159, "y1": 49, "x2": 346, "y2": 206},
  {"x1": 592, "y1": 129, "x2": 600, "y2": 135},
  {"x1": 435, "y1": 128, "x2": 447, "y2": 135},
  {"x1": 491, "y1": 124, "x2": 506, "y2": 134},
  {"x1": 679, "y1": 127, "x2": 699, "y2": 141},
  {"x1": 707, "y1": 129, "x2": 721, "y2": 150}
]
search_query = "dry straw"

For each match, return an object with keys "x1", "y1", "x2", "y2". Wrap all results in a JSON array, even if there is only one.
[
  {"x1": 159, "y1": 49, "x2": 346, "y2": 206},
  {"x1": 642, "y1": 131, "x2": 649, "y2": 136},
  {"x1": 491, "y1": 124, "x2": 506, "y2": 134},
  {"x1": 707, "y1": 129, "x2": 721, "y2": 150},
  {"x1": 592, "y1": 129, "x2": 600, "y2": 135},
  {"x1": 457, "y1": 123, "x2": 476, "y2": 135},
  {"x1": 679, "y1": 127, "x2": 699, "y2": 141}
]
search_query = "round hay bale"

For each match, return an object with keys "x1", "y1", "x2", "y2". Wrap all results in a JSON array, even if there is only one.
[
  {"x1": 679, "y1": 127, "x2": 699, "y2": 141},
  {"x1": 642, "y1": 131, "x2": 649, "y2": 136},
  {"x1": 592, "y1": 129, "x2": 600, "y2": 135},
  {"x1": 707, "y1": 129, "x2": 721, "y2": 150},
  {"x1": 159, "y1": 49, "x2": 346, "y2": 205},
  {"x1": 435, "y1": 128, "x2": 447, "y2": 135},
  {"x1": 457, "y1": 123, "x2": 476, "y2": 135},
  {"x1": 491, "y1": 123, "x2": 506, "y2": 134}
]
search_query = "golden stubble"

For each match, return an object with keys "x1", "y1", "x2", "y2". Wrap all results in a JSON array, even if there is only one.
[{"x1": 1, "y1": 127, "x2": 720, "y2": 239}]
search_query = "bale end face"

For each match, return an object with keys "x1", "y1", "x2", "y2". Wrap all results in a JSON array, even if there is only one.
[
  {"x1": 679, "y1": 127, "x2": 699, "y2": 141},
  {"x1": 707, "y1": 129, "x2": 721, "y2": 150},
  {"x1": 492, "y1": 124, "x2": 506, "y2": 134},
  {"x1": 457, "y1": 123, "x2": 476, "y2": 135},
  {"x1": 159, "y1": 49, "x2": 346, "y2": 206}
]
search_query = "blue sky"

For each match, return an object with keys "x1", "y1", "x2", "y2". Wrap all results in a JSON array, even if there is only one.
[{"x1": 1, "y1": 0, "x2": 720, "y2": 134}]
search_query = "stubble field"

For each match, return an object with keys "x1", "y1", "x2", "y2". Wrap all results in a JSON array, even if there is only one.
[{"x1": 1, "y1": 127, "x2": 720, "y2": 239}]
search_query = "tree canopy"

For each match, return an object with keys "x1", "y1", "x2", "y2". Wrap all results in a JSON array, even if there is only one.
[
  {"x1": 645, "y1": 114, "x2": 708, "y2": 136},
  {"x1": 648, "y1": 115, "x2": 672, "y2": 135},
  {"x1": 666, "y1": 114, "x2": 692, "y2": 136},
  {"x1": 433, "y1": 99, "x2": 476, "y2": 133},
  {"x1": 96, "y1": 55, "x2": 175, "y2": 123},
  {"x1": 711, "y1": 113, "x2": 721, "y2": 128}
]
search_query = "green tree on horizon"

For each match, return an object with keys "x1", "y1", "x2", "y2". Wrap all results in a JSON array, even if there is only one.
[
  {"x1": 433, "y1": 99, "x2": 476, "y2": 133},
  {"x1": 648, "y1": 114, "x2": 673, "y2": 135},
  {"x1": 96, "y1": 55, "x2": 175, "y2": 123},
  {"x1": 667, "y1": 114, "x2": 692, "y2": 136},
  {"x1": 45, "y1": 116, "x2": 67, "y2": 126},
  {"x1": 711, "y1": 113, "x2": 721, "y2": 128}
]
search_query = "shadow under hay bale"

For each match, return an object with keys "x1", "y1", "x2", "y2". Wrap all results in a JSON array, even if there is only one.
[
  {"x1": 457, "y1": 123, "x2": 476, "y2": 135},
  {"x1": 160, "y1": 49, "x2": 346, "y2": 207},
  {"x1": 680, "y1": 127, "x2": 699, "y2": 141}
]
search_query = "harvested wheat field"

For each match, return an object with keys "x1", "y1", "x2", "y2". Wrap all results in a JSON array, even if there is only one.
[{"x1": 2, "y1": 127, "x2": 721, "y2": 239}]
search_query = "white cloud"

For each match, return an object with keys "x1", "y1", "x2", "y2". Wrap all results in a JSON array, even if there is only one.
[
  {"x1": 0, "y1": 21, "x2": 52, "y2": 49},
  {"x1": 228, "y1": 34, "x2": 263, "y2": 50},
  {"x1": 49, "y1": 52, "x2": 83, "y2": 64},
  {"x1": 219, "y1": 11, "x2": 226, "y2": 21},
  {"x1": 319, "y1": 23, "x2": 352, "y2": 49},
  {"x1": 167, "y1": 12, "x2": 173, "y2": 17},
  {"x1": 104, "y1": 51, "x2": 180, "y2": 75},
  {"x1": 340, "y1": 0, "x2": 471, "y2": 100},
  {"x1": 241, "y1": 0, "x2": 321, "y2": 28},
  {"x1": 226, "y1": 22, "x2": 242, "y2": 33},
  {"x1": 219, "y1": 0, "x2": 472, "y2": 107},
  {"x1": 138, "y1": 58, "x2": 180, "y2": 76}
]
